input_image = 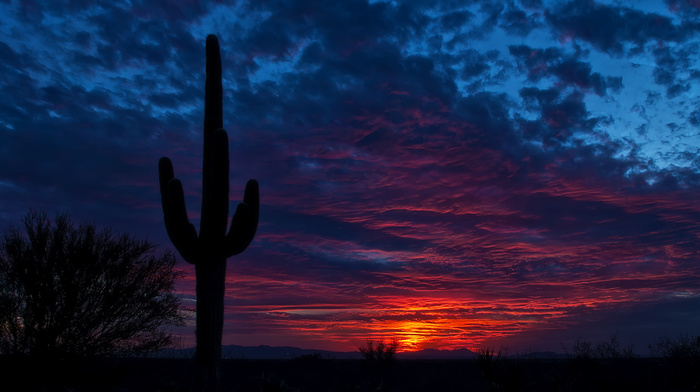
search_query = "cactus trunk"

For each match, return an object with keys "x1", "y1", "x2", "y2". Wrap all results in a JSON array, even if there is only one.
[
  {"x1": 158, "y1": 34, "x2": 259, "y2": 392},
  {"x1": 194, "y1": 258, "x2": 226, "y2": 390}
]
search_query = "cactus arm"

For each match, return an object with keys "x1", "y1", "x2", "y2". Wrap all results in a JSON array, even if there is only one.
[
  {"x1": 158, "y1": 157, "x2": 200, "y2": 264},
  {"x1": 223, "y1": 179, "x2": 259, "y2": 257}
]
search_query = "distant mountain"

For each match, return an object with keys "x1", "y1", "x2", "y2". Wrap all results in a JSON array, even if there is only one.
[
  {"x1": 150, "y1": 345, "x2": 359, "y2": 359},
  {"x1": 221, "y1": 345, "x2": 360, "y2": 360},
  {"x1": 151, "y1": 345, "x2": 565, "y2": 360}
]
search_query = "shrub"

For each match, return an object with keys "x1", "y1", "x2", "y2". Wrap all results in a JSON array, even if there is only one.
[
  {"x1": 562, "y1": 334, "x2": 634, "y2": 361},
  {"x1": 475, "y1": 347, "x2": 501, "y2": 382},
  {"x1": 595, "y1": 333, "x2": 634, "y2": 359},
  {"x1": 650, "y1": 333, "x2": 700, "y2": 360},
  {"x1": 358, "y1": 339, "x2": 399, "y2": 362},
  {"x1": 0, "y1": 210, "x2": 184, "y2": 357},
  {"x1": 475, "y1": 347, "x2": 523, "y2": 391}
]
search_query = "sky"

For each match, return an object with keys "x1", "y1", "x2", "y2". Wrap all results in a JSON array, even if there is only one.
[{"x1": 1, "y1": 0, "x2": 700, "y2": 355}]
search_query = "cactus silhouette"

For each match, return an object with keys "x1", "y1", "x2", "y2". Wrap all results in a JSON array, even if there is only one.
[{"x1": 158, "y1": 35, "x2": 259, "y2": 391}]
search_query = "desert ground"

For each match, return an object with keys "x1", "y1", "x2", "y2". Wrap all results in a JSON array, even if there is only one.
[{"x1": 2, "y1": 355, "x2": 700, "y2": 392}]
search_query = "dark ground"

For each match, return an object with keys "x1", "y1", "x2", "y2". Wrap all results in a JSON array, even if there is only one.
[{"x1": 1, "y1": 355, "x2": 699, "y2": 391}]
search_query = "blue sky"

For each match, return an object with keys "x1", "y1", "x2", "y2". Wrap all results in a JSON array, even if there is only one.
[{"x1": 1, "y1": 0, "x2": 699, "y2": 353}]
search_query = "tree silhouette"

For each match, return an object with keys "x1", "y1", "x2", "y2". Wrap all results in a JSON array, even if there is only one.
[
  {"x1": 158, "y1": 34, "x2": 259, "y2": 391},
  {"x1": 0, "y1": 210, "x2": 184, "y2": 358},
  {"x1": 358, "y1": 339, "x2": 399, "y2": 362}
]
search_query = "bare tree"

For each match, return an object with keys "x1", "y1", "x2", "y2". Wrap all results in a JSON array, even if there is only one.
[
  {"x1": 0, "y1": 210, "x2": 184, "y2": 357},
  {"x1": 561, "y1": 334, "x2": 635, "y2": 366},
  {"x1": 650, "y1": 333, "x2": 700, "y2": 360},
  {"x1": 358, "y1": 339, "x2": 399, "y2": 362}
]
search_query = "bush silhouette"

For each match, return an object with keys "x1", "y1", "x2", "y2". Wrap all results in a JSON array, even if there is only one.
[
  {"x1": 0, "y1": 210, "x2": 184, "y2": 357},
  {"x1": 562, "y1": 334, "x2": 634, "y2": 362},
  {"x1": 475, "y1": 347, "x2": 523, "y2": 392},
  {"x1": 358, "y1": 339, "x2": 399, "y2": 362},
  {"x1": 650, "y1": 333, "x2": 700, "y2": 360}
]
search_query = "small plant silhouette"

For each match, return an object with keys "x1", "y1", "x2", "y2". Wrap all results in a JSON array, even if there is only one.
[
  {"x1": 358, "y1": 339, "x2": 399, "y2": 362},
  {"x1": 562, "y1": 334, "x2": 635, "y2": 362},
  {"x1": 357, "y1": 339, "x2": 399, "y2": 391},
  {"x1": 475, "y1": 347, "x2": 501, "y2": 379},
  {"x1": 474, "y1": 347, "x2": 523, "y2": 392},
  {"x1": 650, "y1": 332, "x2": 700, "y2": 360},
  {"x1": 158, "y1": 35, "x2": 259, "y2": 391}
]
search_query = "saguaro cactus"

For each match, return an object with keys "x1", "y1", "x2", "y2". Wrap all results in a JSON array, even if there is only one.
[{"x1": 158, "y1": 35, "x2": 259, "y2": 391}]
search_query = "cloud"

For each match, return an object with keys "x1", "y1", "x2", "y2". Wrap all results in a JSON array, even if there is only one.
[
  {"x1": 500, "y1": 4, "x2": 543, "y2": 37},
  {"x1": 509, "y1": 44, "x2": 620, "y2": 96},
  {"x1": 197, "y1": 0, "x2": 700, "y2": 350},
  {"x1": 545, "y1": 1, "x2": 681, "y2": 55},
  {"x1": 651, "y1": 44, "x2": 699, "y2": 98}
]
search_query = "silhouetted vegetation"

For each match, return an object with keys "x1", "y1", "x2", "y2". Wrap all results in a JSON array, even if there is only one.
[
  {"x1": 0, "y1": 210, "x2": 183, "y2": 358},
  {"x1": 358, "y1": 338, "x2": 399, "y2": 362},
  {"x1": 650, "y1": 332, "x2": 700, "y2": 360},
  {"x1": 475, "y1": 347, "x2": 523, "y2": 391},
  {"x1": 292, "y1": 352, "x2": 326, "y2": 363},
  {"x1": 158, "y1": 34, "x2": 259, "y2": 391},
  {"x1": 562, "y1": 333, "x2": 635, "y2": 362},
  {"x1": 475, "y1": 347, "x2": 501, "y2": 384},
  {"x1": 357, "y1": 339, "x2": 399, "y2": 391}
]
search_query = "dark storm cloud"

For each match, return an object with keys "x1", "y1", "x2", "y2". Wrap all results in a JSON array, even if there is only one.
[
  {"x1": 0, "y1": 1, "x2": 209, "y2": 238},
  {"x1": 666, "y1": 0, "x2": 700, "y2": 17},
  {"x1": 651, "y1": 44, "x2": 699, "y2": 98},
  {"x1": 230, "y1": 0, "x2": 428, "y2": 67},
  {"x1": 88, "y1": 7, "x2": 203, "y2": 71},
  {"x1": 519, "y1": 86, "x2": 559, "y2": 107},
  {"x1": 545, "y1": 1, "x2": 681, "y2": 55},
  {"x1": 499, "y1": 2, "x2": 544, "y2": 37},
  {"x1": 460, "y1": 49, "x2": 491, "y2": 79},
  {"x1": 520, "y1": 0, "x2": 543, "y2": 9},
  {"x1": 509, "y1": 44, "x2": 619, "y2": 96},
  {"x1": 439, "y1": 10, "x2": 474, "y2": 31}
]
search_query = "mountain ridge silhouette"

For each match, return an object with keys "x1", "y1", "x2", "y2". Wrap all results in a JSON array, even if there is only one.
[{"x1": 152, "y1": 345, "x2": 564, "y2": 360}]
